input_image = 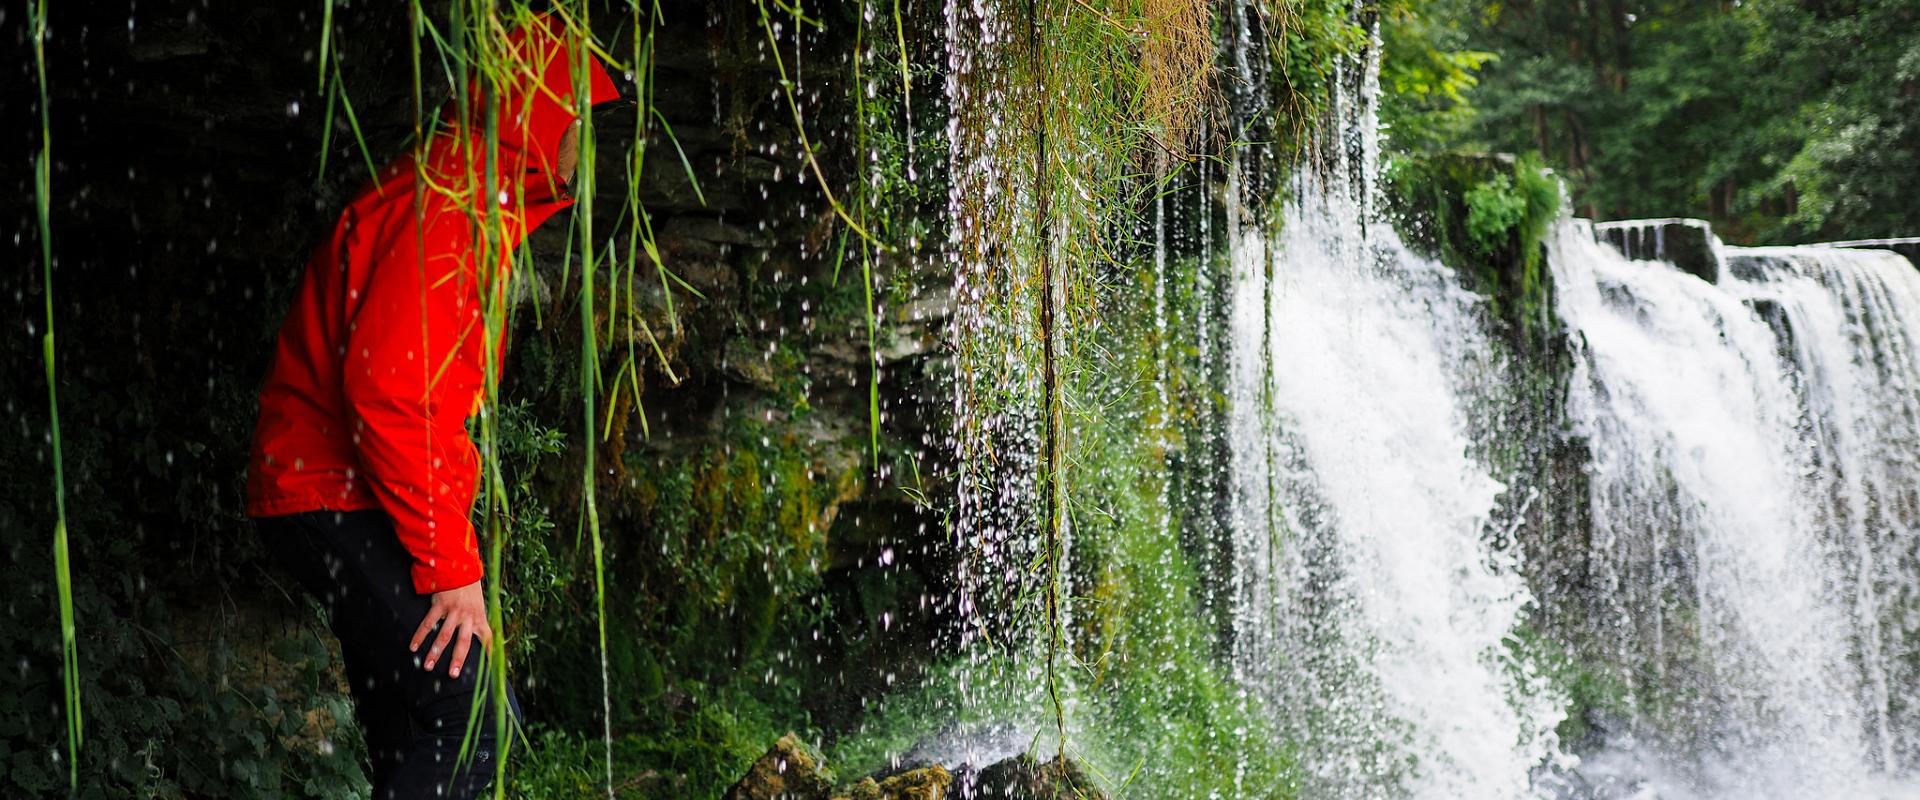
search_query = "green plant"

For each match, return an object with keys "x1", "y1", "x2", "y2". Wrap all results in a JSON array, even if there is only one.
[
  {"x1": 26, "y1": 0, "x2": 81, "y2": 788},
  {"x1": 1466, "y1": 172, "x2": 1527, "y2": 251}
]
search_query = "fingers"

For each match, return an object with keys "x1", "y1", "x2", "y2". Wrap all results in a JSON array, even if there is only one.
[
  {"x1": 448, "y1": 625, "x2": 473, "y2": 679},
  {"x1": 454, "y1": 615, "x2": 497, "y2": 677},
  {"x1": 409, "y1": 606, "x2": 443, "y2": 654},
  {"x1": 425, "y1": 614, "x2": 458, "y2": 672},
  {"x1": 436, "y1": 617, "x2": 493, "y2": 679},
  {"x1": 411, "y1": 586, "x2": 494, "y2": 678}
]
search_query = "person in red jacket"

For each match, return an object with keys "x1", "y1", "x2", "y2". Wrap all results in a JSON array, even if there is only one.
[{"x1": 248, "y1": 15, "x2": 616, "y2": 797}]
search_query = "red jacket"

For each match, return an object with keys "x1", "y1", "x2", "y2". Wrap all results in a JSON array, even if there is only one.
[{"x1": 248, "y1": 18, "x2": 617, "y2": 594}]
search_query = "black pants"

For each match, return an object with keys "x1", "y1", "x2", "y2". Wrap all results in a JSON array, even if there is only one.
[{"x1": 259, "y1": 509, "x2": 520, "y2": 799}]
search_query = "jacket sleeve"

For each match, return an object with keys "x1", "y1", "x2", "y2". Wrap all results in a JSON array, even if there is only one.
[{"x1": 341, "y1": 212, "x2": 489, "y2": 595}]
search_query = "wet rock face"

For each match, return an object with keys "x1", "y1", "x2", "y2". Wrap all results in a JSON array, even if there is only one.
[
  {"x1": 6, "y1": 1, "x2": 957, "y2": 789},
  {"x1": 835, "y1": 766, "x2": 954, "y2": 800},
  {"x1": 725, "y1": 734, "x2": 957, "y2": 800},
  {"x1": 1821, "y1": 238, "x2": 1920, "y2": 267},
  {"x1": 1595, "y1": 218, "x2": 1722, "y2": 283},
  {"x1": 725, "y1": 733, "x2": 837, "y2": 800},
  {"x1": 964, "y1": 755, "x2": 1105, "y2": 800}
]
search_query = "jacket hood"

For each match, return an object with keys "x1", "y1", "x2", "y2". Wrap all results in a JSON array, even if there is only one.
[
  {"x1": 414, "y1": 13, "x2": 620, "y2": 213},
  {"x1": 486, "y1": 14, "x2": 619, "y2": 187}
]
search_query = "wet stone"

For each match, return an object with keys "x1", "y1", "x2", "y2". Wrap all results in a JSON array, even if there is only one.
[
  {"x1": 832, "y1": 765, "x2": 953, "y2": 800},
  {"x1": 1820, "y1": 237, "x2": 1920, "y2": 267},
  {"x1": 723, "y1": 337, "x2": 780, "y2": 389},
  {"x1": 725, "y1": 733, "x2": 835, "y2": 800},
  {"x1": 964, "y1": 755, "x2": 1106, "y2": 800},
  {"x1": 1595, "y1": 218, "x2": 1722, "y2": 283}
]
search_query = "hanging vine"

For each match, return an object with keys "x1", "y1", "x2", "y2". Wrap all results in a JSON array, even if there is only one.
[{"x1": 30, "y1": 0, "x2": 82, "y2": 790}]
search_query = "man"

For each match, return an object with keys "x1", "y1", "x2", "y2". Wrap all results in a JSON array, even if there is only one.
[{"x1": 247, "y1": 15, "x2": 616, "y2": 797}]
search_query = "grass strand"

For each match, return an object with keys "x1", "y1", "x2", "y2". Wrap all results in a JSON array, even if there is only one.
[{"x1": 30, "y1": 0, "x2": 82, "y2": 789}]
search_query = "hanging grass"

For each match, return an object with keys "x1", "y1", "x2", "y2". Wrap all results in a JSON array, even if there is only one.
[
  {"x1": 944, "y1": 0, "x2": 1220, "y2": 765},
  {"x1": 29, "y1": 0, "x2": 83, "y2": 790}
]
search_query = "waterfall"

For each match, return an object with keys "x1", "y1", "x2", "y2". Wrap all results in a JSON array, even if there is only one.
[
  {"x1": 1734, "y1": 245, "x2": 1920, "y2": 776},
  {"x1": 1548, "y1": 219, "x2": 1920, "y2": 797},
  {"x1": 1223, "y1": 19, "x2": 1563, "y2": 797},
  {"x1": 1230, "y1": 180, "x2": 1564, "y2": 799},
  {"x1": 933, "y1": 4, "x2": 1920, "y2": 797}
]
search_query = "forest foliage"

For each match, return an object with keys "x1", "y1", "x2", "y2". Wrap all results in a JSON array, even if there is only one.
[{"x1": 1381, "y1": 0, "x2": 1920, "y2": 243}]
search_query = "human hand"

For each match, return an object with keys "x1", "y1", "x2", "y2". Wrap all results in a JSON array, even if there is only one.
[{"x1": 409, "y1": 581, "x2": 493, "y2": 678}]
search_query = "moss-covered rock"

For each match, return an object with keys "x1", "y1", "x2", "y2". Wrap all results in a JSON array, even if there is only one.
[
  {"x1": 727, "y1": 735, "x2": 955, "y2": 800},
  {"x1": 725, "y1": 733, "x2": 836, "y2": 800},
  {"x1": 833, "y1": 765, "x2": 953, "y2": 800},
  {"x1": 969, "y1": 755, "x2": 1106, "y2": 800},
  {"x1": 1387, "y1": 152, "x2": 1562, "y2": 353}
]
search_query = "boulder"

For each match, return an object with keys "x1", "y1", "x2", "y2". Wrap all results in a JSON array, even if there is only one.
[
  {"x1": 725, "y1": 733, "x2": 836, "y2": 800},
  {"x1": 833, "y1": 765, "x2": 954, "y2": 800},
  {"x1": 966, "y1": 755, "x2": 1106, "y2": 800},
  {"x1": 728, "y1": 736, "x2": 956, "y2": 800},
  {"x1": 1594, "y1": 218, "x2": 1722, "y2": 283}
]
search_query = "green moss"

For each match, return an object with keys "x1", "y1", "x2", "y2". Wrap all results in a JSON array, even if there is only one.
[
  {"x1": 1504, "y1": 624, "x2": 1631, "y2": 753},
  {"x1": 1386, "y1": 152, "x2": 1560, "y2": 350},
  {"x1": 505, "y1": 380, "x2": 864, "y2": 788},
  {"x1": 619, "y1": 414, "x2": 855, "y2": 674},
  {"x1": 511, "y1": 681, "x2": 807, "y2": 800},
  {"x1": 1060, "y1": 250, "x2": 1301, "y2": 799},
  {"x1": 1466, "y1": 173, "x2": 1529, "y2": 250}
]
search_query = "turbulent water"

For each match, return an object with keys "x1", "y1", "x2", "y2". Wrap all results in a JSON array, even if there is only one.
[
  {"x1": 1222, "y1": 33, "x2": 1563, "y2": 796},
  {"x1": 1225, "y1": 196, "x2": 1920, "y2": 799},
  {"x1": 1546, "y1": 220, "x2": 1920, "y2": 798},
  {"x1": 1227, "y1": 176, "x2": 1565, "y2": 799},
  {"x1": 1222, "y1": 58, "x2": 1920, "y2": 800}
]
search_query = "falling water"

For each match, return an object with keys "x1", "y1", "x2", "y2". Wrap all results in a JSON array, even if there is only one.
[
  {"x1": 945, "y1": 0, "x2": 1041, "y2": 647},
  {"x1": 1548, "y1": 219, "x2": 1920, "y2": 798},
  {"x1": 1223, "y1": 18, "x2": 1562, "y2": 798},
  {"x1": 1736, "y1": 245, "x2": 1920, "y2": 777}
]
